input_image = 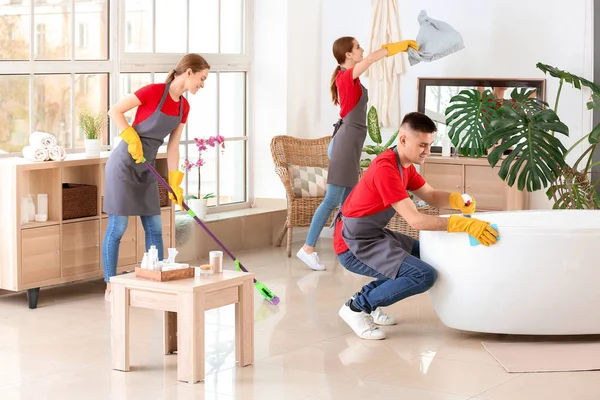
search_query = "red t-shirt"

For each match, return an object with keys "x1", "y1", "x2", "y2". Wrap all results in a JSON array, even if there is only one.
[
  {"x1": 333, "y1": 149, "x2": 426, "y2": 254},
  {"x1": 133, "y1": 83, "x2": 190, "y2": 127},
  {"x1": 336, "y1": 67, "x2": 362, "y2": 119}
]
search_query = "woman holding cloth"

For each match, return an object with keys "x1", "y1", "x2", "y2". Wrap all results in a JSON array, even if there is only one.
[
  {"x1": 296, "y1": 36, "x2": 418, "y2": 271},
  {"x1": 102, "y1": 53, "x2": 210, "y2": 300}
]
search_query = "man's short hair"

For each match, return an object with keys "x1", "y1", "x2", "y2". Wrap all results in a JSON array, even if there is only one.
[{"x1": 401, "y1": 112, "x2": 437, "y2": 133}]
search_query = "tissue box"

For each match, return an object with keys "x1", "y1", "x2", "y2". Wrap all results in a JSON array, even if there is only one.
[{"x1": 135, "y1": 266, "x2": 193, "y2": 282}]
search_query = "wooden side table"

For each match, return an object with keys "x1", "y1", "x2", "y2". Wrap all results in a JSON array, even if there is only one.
[{"x1": 110, "y1": 270, "x2": 254, "y2": 383}]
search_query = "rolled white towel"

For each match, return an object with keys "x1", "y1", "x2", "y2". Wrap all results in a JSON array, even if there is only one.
[
  {"x1": 22, "y1": 145, "x2": 49, "y2": 162},
  {"x1": 48, "y1": 145, "x2": 66, "y2": 161},
  {"x1": 29, "y1": 131, "x2": 57, "y2": 148}
]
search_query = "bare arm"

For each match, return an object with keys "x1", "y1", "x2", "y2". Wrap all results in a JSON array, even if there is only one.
[
  {"x1": 107, "y1": 94, "x2": 142, "y2": 132},
  {"x1": 411, "y1": 183, "x2": 452, "y2": 210},
  {"x1": 167, "y1": 123, "x2": 184, "y2": 171},
  {"x1": 352, "y1": 48, "x2": 388, "y2": 79},
  {"x1": 392, "y1": 197, "x2": 449, "y2": 231}
]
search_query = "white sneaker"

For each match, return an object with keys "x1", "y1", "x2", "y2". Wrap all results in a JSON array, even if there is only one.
[
  {"x1": 370, "y1": 308, "x2": 397, "y2": 326},
  {"x1": 339, "y1": 304, "x2": 386, "y2": 340},
  {"x1": 296, "y1": 248, "x2": 326, "y2": 271}
]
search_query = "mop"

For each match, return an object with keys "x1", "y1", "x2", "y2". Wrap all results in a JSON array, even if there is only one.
[{"x1": 142, "y1": 158, "x2": 280, "y2": 305}]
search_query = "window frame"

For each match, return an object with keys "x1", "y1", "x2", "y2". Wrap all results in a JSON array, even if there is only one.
[
  {"x1": 116, "y1": 0, "x2": 253, "y2": 212},
  {"x1": 0, "y1": 0, "x2": 254, "y2": 213}
]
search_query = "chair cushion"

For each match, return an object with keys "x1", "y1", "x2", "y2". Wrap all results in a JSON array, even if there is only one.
[{"x1": 288, "y1": 164, "x2": 328, "y2": 198}]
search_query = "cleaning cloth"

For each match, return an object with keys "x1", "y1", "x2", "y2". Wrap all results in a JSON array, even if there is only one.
[{"x1": 407, "y1": 10, "x2": 464, "y2": 66}]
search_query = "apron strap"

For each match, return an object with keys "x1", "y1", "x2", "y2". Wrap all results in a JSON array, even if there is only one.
[
  {"x1": 330, "y1": 208, "x2": 343, "y2": 229},
  {"x1": 332, "y1": 119, "x2": 343, "y2": 138},
  {"x1": 392, "y1": 147, "x2": 406, "y2": 188}
]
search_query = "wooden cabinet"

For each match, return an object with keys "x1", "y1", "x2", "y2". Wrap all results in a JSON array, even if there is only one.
[
  {"x1": 21, "y1": 225, "x2": 61, "y2": 285},
  {"x1": 0, "y1": 152, "x2": 175, "y2": 308},
  {"x1": 62, "y1": 220, "x2": 100, "y2": 277},
  {"x1": 421, "y1": 156, "x2": 528, "y2": 214}
]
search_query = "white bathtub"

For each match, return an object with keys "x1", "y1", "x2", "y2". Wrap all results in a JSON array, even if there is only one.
[{"x1": 419, "y1": 210, "x2": 600, "y2": 335}]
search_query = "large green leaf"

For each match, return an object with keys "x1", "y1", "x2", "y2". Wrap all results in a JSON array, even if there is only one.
[
  {"x1": 485, "y1": 106, "x2": 569, "y2": 192},
  {"x1": 383, "y1": 130, "x2": 399, "y2": 148},
  {"x1": 507, "y1": 87, "x2": 547, "y2": 116},
  {"x1": 537, "y1": 63, "x2": 600, "y2": 94},
  {"x1": 445, "y1": 89, "x2": 498, "y2": 158},
  {"x1": 546, "y1": 166, "x2": 600, "y2": 209},
  {"x1": 367, "y1": 106, "x2": 381, "y2": 144}
]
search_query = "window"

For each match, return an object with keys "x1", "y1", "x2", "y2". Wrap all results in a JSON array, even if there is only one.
[
  {"x1": 0, "y1": 0, "x2": 250, "y2": 210},
  {"x1": 0, "y1": 0, "x2": 110, "y2": 154},
  {"x1": 120, "y1": 0, "x2": 250, "y2": 208}
]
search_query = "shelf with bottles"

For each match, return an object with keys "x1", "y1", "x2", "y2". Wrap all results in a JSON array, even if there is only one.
[{"x1": 18, "y1": 168, "x2": 61, "y2": 228}]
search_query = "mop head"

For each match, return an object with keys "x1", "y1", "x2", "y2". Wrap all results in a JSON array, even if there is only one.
[
  {"x1": 175, "y1": 214, "x2": 194, "y2": 246},
  {"x1": 408, "y1": 10, "x2": 465, "y2": 66}
]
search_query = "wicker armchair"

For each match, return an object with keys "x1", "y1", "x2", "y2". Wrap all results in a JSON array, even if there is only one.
[{"x1": 270, "y1": 135, "x2": 333, "y2": 257}]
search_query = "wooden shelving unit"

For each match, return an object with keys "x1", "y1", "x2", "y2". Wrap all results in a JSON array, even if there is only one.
[{"x1": 0, "y1": 151, "x2": 175, "y2": 309}]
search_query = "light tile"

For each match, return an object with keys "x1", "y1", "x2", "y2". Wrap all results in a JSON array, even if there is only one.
[
  {"x1": 362, "y1": 355, "x2": 518, "y2": 398},
  {"x1": 477, "y1": 372, "x2": 600, "y2": 400},
  {"x1": 302, "y1": 379, "x2": 470, "y2": 400},
  {"x1": 260, "y1": 334, "x2": 405, "y2": 379},
  {"x1": 201, "y1": 362, "x2": 350, "y2": 400}
]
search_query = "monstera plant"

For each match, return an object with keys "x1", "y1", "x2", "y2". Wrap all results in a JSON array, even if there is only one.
[
  {"x1": 360, "y1": 106, "x2": 399, "y2": 168},
  {"x1": 445, "y1": 63, "x2": 600, "y2": 209}
]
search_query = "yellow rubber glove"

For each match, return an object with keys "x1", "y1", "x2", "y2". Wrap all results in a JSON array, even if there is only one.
[
  {"x1": 447, "y1": 215, "x2": 499, "y2": 246},
  {"x1": 119, "y1": 126, "x2": 144, "y2": 163},
  {"x1": 381, "y1": 40, "x2": 419, "y2": 56},
  {"x1": 168, "y1": 170, "x2": 184, "y2": 207},
  {"x1": 449, "y1": 192, "x2": 477, "y2": 215}
]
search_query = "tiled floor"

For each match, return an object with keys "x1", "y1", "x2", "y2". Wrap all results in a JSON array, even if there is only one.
[{"x1": 1, "y1": 239, "x2": 599, "y2": 399}]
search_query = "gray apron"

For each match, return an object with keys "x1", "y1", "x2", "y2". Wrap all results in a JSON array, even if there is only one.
[
  {"x1": 335, "y1": 148, "x2": 415, "y2": 280},
  {"x1": 104, "y1": 82, "x2": 183, "y2": 216},
  {"x1": 327, "y1": 68, "x2": 368, "y2": 188}
]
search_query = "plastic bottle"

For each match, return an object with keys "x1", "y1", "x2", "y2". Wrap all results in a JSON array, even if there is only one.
[
  {"x1": 442, "y1": 134, "x2": 451, "y2": 157},
  {"x1": 28, "y1": 194, "x2": 36, "y2": 221}
]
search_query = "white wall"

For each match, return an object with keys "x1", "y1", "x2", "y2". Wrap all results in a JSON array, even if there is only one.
[
  {"x1": 251, "y1": 0, "x2": 288, "y2": 199},
  {"x1": 254, "y1": 0, "x2": 594, "y2": 209}
]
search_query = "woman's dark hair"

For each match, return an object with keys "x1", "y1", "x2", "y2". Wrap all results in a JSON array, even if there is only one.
[{"x1": 330, "y1": 36, "x2": 355, "y2": 105}]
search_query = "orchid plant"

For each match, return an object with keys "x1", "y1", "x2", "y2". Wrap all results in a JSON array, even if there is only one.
[{"x1": 182, "y1": 134, "x2": 225, "y2": 200}]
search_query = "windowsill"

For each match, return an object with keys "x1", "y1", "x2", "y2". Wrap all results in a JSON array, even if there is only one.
[{"x1": 175, "y1": 198, "x2": 286, "y2": 223}]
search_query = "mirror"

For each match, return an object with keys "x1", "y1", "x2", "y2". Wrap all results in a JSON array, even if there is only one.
[{"x1": 416, "y1": 78, "x2": 546, "y2": 153}]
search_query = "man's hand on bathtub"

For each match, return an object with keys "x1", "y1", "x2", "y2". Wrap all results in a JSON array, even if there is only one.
[
  {"x1": 447, "y1": 215, "x2": 499, "y2": 246},
  {"x1": 449, "y1": 192, "x2": 476, "y2": 215}
]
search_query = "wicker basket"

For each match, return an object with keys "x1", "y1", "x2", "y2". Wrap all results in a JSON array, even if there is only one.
[
  {"x1": 157, "y1": 179, "x2": 168, "y2": 207},
  {"x1": 62, "y1": 183, "x2": 98, "y2": 220},
  {"x1": 386, "y1": 206, "x2": 439, "y2": 240}
]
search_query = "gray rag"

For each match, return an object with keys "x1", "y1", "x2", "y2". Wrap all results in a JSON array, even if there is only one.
[{"x1": 408, "y1": 10, "x2": 465, "y2": 66}]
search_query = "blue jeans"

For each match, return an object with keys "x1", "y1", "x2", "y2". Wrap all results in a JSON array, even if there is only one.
[
  {"x1": 337, "y1": 241, "x2": 438, "y2": 313},
  {"x1": 305, "y1": 137, "x2": 353, "y2": 247},
  {"x1": 102, "y1": 214, "x2": 164, "y2": 282}
]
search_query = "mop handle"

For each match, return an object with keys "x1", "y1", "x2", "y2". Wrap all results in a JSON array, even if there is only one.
[
  {"x1": 144, "y1": 160, "x2": 237, "y2": 261},
  {"x1": 141, "y1": 159, "x2": 280, "y2": 304}
]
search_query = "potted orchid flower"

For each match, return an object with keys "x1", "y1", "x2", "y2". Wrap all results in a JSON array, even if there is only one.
[{"x1": 182, "y1": 135, "x2": 225, "y2": 219}]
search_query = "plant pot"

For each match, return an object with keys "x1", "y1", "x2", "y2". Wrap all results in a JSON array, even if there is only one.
[
  {"x1": 188, "y1": 198, "x2": 207, "y2": 220},
  {"x1": 84, "y1": 138, "x2": 101, "y2": 157}
]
